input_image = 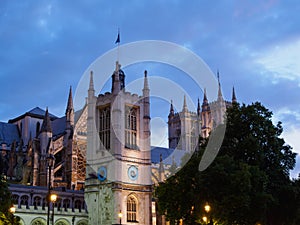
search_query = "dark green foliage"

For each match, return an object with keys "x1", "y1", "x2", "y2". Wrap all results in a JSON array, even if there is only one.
[
  {"x1": 0, "y1": 156, "x2": 20, "y2": 225},
  {"x1": 0, "y1": 177, "x2": 12, "y2": 215},
  {"x1": 156, "y1": 102, "x2": 299, "y2": 225}
]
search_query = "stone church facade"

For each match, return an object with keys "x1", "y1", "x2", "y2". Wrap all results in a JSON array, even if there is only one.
[{"x1": 0, "y1": 60, "x2": 235, "y2": 224}]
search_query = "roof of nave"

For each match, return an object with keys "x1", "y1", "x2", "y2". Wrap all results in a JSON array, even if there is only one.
[
  {"x1": 51, "y1": 116, "x2": 66, "y2": 137},
  {"x1": 8, "y1": 107, "x2": 58, "y2": 123},
  {"x1": 0, "y1": 122, "x2": 20, "y2": 145},
  {"x1": 151, "y1": 146, "x2": 187, "y2": 166}
]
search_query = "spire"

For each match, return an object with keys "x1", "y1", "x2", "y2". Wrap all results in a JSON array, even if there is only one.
[
  {"x1": 182, "y1": 95, "x2": 188, "y2": 112},
  {"x1": 203, "y1": 88, "x2": 208, "y2": 104},
  {"x1": 41, "y1": 107, "x2": 52, "y2": 133},
  {"x1": 66, "y1": 86, "x2": 73, "y2": 113},
  {"x1": 143, "y1": 70, "x2": 149, "y2": 95},
  {"x1": 89, "y1": 71, "x2": 95, "y2": 92},
  {"x1": 232, "y1": 86, "x2": 237, "y2": 103},
  {"x1": 66, "y1": 86, "x2": 74, "y2": 128},
  {"x1": 202, "y1": 88, "x2": 209, "y2": 111},
  {"x1": 197, "y1": 98, "x2": 201, "y2": 116},
  {"x1": 169, "y1": 100, "x2": 174, "y2": 117},
  {"x1": 217, "y1": 71, "x2": 223, "y2": 101}
]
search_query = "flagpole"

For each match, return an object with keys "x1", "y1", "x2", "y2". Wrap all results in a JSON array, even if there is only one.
[
  {"x1": 117, "y1": 40, "x2": 120, "y2": 63},
  {"x1": 116, "y1": 28, "x2": 120, "y2": 63}
]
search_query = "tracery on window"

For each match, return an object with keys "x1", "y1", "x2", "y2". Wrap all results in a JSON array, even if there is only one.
[
  {"x1": 125, "y1": 106, "x2": 138, "y2": 149},
  {"x1": 99, "y1": 106, "x2": 111, "y2": 150},
  {"x1": 127, "y1": 195, "x2": 137, "y2": 222}
]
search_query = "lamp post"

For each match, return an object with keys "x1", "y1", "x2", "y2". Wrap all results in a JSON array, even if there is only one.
[
  {"x1": 50, "y1": 193, "x2": 57, "y2": 225},
  {"x1": 9, "y1": 205, "x2": 16, "y2": 225},
  {"x1": 47, "y1": 154, "x2": 55, "y2": 225},
  {"x1": 118, "y1": 210, "x2": 122, "y2": 225},
  {"x1": 204, "y1": 203, "x2": 211, "y2": 225}
]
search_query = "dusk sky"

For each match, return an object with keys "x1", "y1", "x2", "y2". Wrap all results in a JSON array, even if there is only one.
[{"x1": 1, "y1": 1, "x2": 300, "y2": 177}]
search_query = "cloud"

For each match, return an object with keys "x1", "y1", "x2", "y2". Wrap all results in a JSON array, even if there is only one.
[
  {"x1": 151, "y1": 117, "x2": 168, "y2": 148},
  {"x1": 281, "y1": 127, "x2": 300, "y2": 178},
  {"x1": 255, "y1": 39, "x2": 300, "y2": 85}
]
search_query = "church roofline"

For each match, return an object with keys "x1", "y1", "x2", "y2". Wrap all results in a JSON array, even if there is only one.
[{"x1": 8, "y1": 107, "x2": 58, "y2": 124}]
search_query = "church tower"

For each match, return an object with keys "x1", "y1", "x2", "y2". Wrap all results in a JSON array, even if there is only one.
[{"x1": 85, "y1": 62, "x2": 152, "y2": 225}]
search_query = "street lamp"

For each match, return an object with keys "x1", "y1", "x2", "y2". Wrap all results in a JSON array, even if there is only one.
[
  {"x1": 47, "y1": 154, "x2": 55, "y2": 225},
  {"x1": 50, "y1": 193, "x2": 57, "y2": 225},
  {"x1": 204, "y1": 203, "x2": 212, "y2": 225},
  {"x1": 118, "y1": 210, "x2": 122, "y2": 225},
  {"x1": 204, "y1": 203, "x2": 211, "y2": 213},
  {"x1": 9, "y1": 205, "x2": 16, "y2": 214},
  {"x1": 9, "y1": 205, "x2": 16, "y2": 225},
  {"x1": 202, "y1": 216, "x2": 208, "y2": 224}
]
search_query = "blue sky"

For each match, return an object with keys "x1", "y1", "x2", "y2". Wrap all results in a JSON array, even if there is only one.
[{"x1": 1, "y1": 0, "x2": 300, "y2": 177}]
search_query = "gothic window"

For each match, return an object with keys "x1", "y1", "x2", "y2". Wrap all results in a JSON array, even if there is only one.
[
  {"x1": 125, "y1": 106, "x2": 138, "y2": 149},
  {"x1": 127, "y1": 195, "x2": 137, "y2": 222},
  {"x1": 11, "y1": 194, "x2": 19, "y2": 205},
  {"x1": 63, "y1": 198, "x2": 70, "y2": 211},
  {"x1": 99, "y1": 106, "x2": 110, "y2": 150},
  {"x1": 20, "y1": 195, "x2": 29, "y2": 208},
  {"x1": 56, "y1": 198, "x2": 62, "y2": 211},
  {"x1": 33, "y1": 196, "x2": 42, "y2": 209},
  {"x1": 74, "y1": 200, "x2": 82, "y2": 212},
  {"x1": 36, "y1": 122, "x2": 40, "y2": 137}
]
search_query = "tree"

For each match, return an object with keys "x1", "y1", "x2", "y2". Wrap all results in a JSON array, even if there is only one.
[
  {"x1": 0, "y1": 156, "x2": 20, "y2": 225},
  {"x1": 156, "y1": 102, "x2": 298, "y2": 225}
]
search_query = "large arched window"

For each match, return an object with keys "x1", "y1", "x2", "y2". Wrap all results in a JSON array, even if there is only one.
[
  {"x1": 99, "y1": 106, "x2": 111, "y2": 150},
  {"x1": 127, "y1": 195, "x2": 137, "y2": 222},
  {"x1": 125, "y1": 106, "x2": 138, "y2": 149}
]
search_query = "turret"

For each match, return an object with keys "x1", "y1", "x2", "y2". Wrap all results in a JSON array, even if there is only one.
[
  {"x1": 217, "y1": 71, "x2": 224, "y2": 102},
  {"x1": 168, "y1": 100, "x2": 174, "y2": 118},
  {"x1": 111, "y1": 61, "x2": 125, "y2": 94},
  {"x1": 142, "y1": 70, "x2": 151, "y2": 146},
  {"x1": 40, "y1": 108, "x2": 52, "y2": 134},
  {"x1": 182, "y1": 95, "x2": 188, "y2": 113},
  {"x1": 202, "y1": 88, "x2": 209, "y2": 111},
  {"x1": 39, "y1": 108, "x2": 53, "y2": 187},
  {"x1": 87, "y1": 70, "x2": 97, "y2": 176},
  {"x1": 88, "y1": 70, "x2": 95, "y2": 98},
  {"x1": 197, "y1": 98, "x2": 201, "y2": 116},
  {"x1": 158, "y1": 154, "x2": 165, "y2": 182}
]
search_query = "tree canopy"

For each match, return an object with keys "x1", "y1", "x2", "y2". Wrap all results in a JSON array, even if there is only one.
[
  {"x1": 155, "y1": 102, "x2": 299, "y2": 225},
  {"x1": 0, "y1": 155, "x2": 20, "y2": 225}
]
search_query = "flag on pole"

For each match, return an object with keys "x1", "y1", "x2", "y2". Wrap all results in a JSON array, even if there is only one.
[{"x1": 115, "y1": 30, "x2": 120, "y2": 44}]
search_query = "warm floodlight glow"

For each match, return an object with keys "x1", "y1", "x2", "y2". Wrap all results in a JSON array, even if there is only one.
[
  {"x1": 204, "y1": 203, "x2": 211, "y2": 213},
  {"x1": 118, "y1": 211, "x2": 123, "y2": 218},
  {"x1": 50, "y1": 194, "x2": 57, "y2": 202},
  {"x1": 9, "y1": 205, "x2": 16, "y2": 214}
]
